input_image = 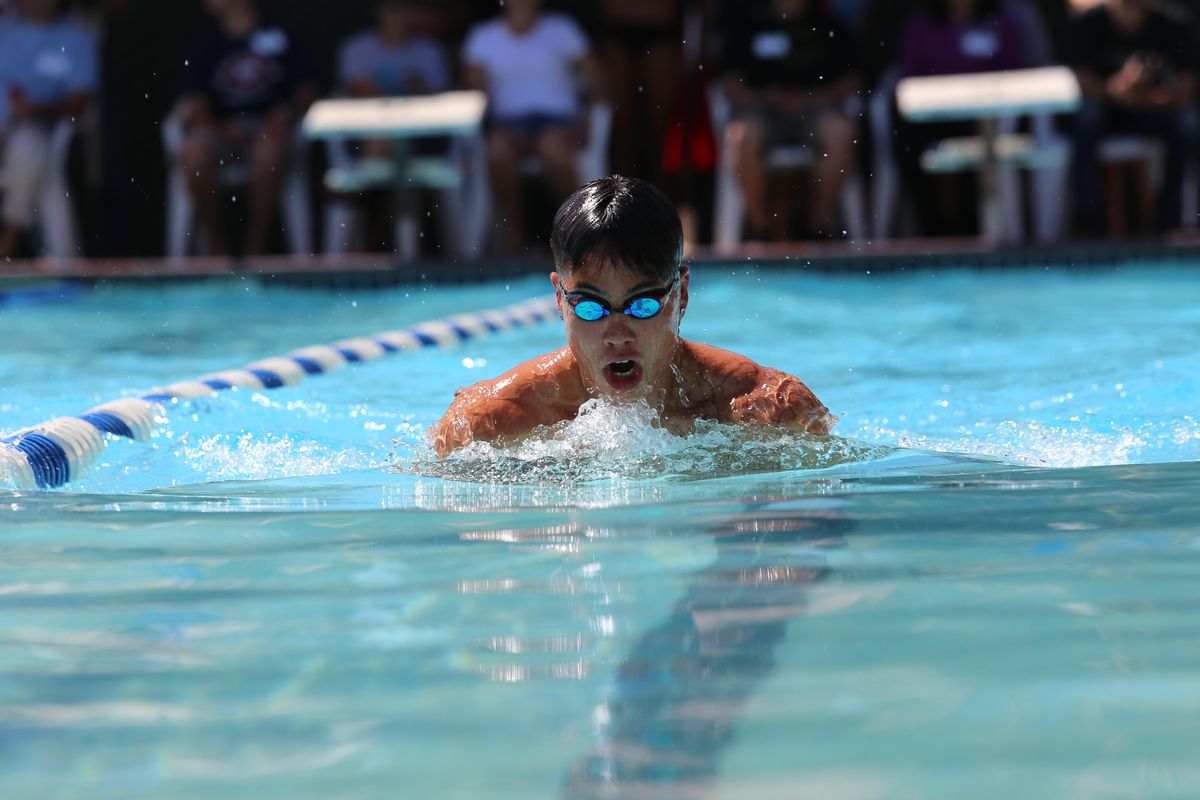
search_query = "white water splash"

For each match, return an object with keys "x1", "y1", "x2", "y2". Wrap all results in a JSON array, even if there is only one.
[
  {"x1": 853, "y1": 417, "x2": 1200, "y2": 469},
  {"x1": 179, "y1": 433, "x2": 382, "y2": 481},
  {"x1": 407, "y1": 398, "x2": 892, "y2": 484}
]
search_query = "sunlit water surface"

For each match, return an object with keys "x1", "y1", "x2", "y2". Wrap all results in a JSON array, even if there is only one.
[{"x1": 2, "y1": 265, "x2": 1199, "y2": 798}]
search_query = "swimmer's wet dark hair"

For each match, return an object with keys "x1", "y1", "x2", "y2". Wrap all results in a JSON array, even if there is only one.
[{"x1": 550, "y1": 176, "x2": 683, "y2": 282}]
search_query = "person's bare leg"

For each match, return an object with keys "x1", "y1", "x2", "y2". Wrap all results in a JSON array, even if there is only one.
[
  {"x1": 180, "y1": 131, "x2": 230, "y2": 256},
  {"x1": 486, "y1": 130, "x2": 526, "y2": 254},
  {"x1": 535, "y1": 127, "x2": 580, "y2": 202},
  {"x1": 811, "y1": 111, "x2": 856, "y2": 236},
  {"x1": 0, "y1": 223, "x2": 21, "y2": 259},
  {"x1": 1104, "y1": 164, "x2": 1126, "y2": 238},
  {"x1": 639, "y1": 41, "x2": 682, "y2": 186},
  {"x1": 0, "y1": 125, "x2": 50, "y2": 258},
  {"x1": 601, "y1": 40, "x2": 636, "y2": 177},
  {"x1": 728, "y1": 117, "x2": 769, "y2": 236},
  {"x1": 246, "y1": 113, "x2": 291, "y2": 257}
]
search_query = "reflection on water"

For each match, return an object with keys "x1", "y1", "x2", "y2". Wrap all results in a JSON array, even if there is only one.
[
  {"x1": 562, "y1": 500, "x2": 854, "y2": 798},
  {"x1": 3, "y1": 461, "x2": 1200, "y2": 798}
]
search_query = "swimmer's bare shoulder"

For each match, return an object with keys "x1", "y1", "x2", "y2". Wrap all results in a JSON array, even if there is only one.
[
  {"x1": 430, "y1": 347, "x2": 582, "y2": 457},
  {"x1": 683, "y1": 341, "x2": 836, "y2": 435}
]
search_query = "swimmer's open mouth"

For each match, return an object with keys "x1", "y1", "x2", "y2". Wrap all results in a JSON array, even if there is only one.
[{"x1": 603, "y1": 359, "x2": 643, "y2": 391}]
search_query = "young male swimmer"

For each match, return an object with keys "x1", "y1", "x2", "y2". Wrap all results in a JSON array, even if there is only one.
[{"x1": 431, "y1": 176, "x2": 834, "y2": 457}]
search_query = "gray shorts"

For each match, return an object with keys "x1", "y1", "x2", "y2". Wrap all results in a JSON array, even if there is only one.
[{"x1": 730, "y1": 105, "x2": 836, "y2": 149}]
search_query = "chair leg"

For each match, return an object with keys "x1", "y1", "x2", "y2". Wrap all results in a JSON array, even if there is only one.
[
  {"x1": 1183, "y1": 160, "x2": 1199, "y2": 229},
  {"x1": 839, "y1": 173, "x2": 866, "y2": 241},
  {"x1": 1103, "y1": 163, "x2": 1127, "y2": 238},
  {"x1": 37, "y1": 175, "x2": 79, "y2": 258},
  {"x1": 323, "y1": 199, "x2": 361, "y2": 254},
  {"x1": 166, "y1": 166, "x2": 194, "y2": 259},
  {"x1": 714, "y1": 138, "x2": 744, "y2": 251},
  {"x1": 283, "y1": 167, "x2": 312, "y2": 255}
]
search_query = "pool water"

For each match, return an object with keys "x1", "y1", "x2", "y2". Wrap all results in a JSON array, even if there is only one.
[{"x1": 2, "y1": 265, "x2": 1199, "y2": 798}]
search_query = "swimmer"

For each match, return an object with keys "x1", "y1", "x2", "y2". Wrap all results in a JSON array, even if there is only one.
[{"x1": 431, "y1": 175, "x2": 834, "y2": 456}]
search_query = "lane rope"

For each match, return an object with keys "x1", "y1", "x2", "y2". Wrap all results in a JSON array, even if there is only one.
[{"x1": 0, "y1": 296, "x2": 557, "y2": 490}]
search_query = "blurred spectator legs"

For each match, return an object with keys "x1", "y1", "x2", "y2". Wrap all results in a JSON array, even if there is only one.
[
  {"x1": 728, "y1": 108, "x2": 858, "y2": 240},
  {"x1": 0, "y1": 123, "x2": 52, "y2": 258},
  {"x1": 894, "y1": 116, "x2": 979, "y2": 236},
  {"x1": 485, "y1": 122, "x2": 579, "y2": 254},
  {"x1": 725, "y1": 116, "x2": 770, "y2": 238},
  {"x1": 809, "y1": 112, "x2": 858, "y2": 237},
  {"x1": 1070, "y1": 100, "x2": 1192, "y2": 236},
  {"x1": 179, "y1": 111, "x2": 293, "y2": 257},
  {"x1": 601, "y1": 34, "x2": 680, "y2": 186}
]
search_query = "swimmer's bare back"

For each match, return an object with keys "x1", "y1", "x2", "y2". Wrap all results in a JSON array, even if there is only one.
[{"x1": 430, "y1": 340, "x2": 834, "y2": 457}]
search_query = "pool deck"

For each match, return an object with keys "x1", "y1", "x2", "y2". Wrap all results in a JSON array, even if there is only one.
[{"x1": 4, "y1": 235, "x2": 1200, "y2": 289}]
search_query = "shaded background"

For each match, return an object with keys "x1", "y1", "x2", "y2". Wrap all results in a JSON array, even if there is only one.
[{"x1": 92, "y1": 0, "x2": 603, "y2": 259}]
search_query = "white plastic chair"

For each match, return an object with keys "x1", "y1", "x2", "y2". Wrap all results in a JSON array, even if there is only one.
[
  {"x1": 162, "y1": 111, "x2": 313, "y2": 258},
  {"x1": 0, "y1": 120, "x2": 80, "y2": 258},
  {"x1": 710, "y1": 86, "x2": 866, "y2": 251}
]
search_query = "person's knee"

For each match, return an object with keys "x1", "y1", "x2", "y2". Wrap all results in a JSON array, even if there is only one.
[
  {"x1": 5, "y1": 123, "x2": 52, "y2": 166},
  {"x1": 2, "y1": 126, "x2": 52, "y2": 212},
  {"x1": 252, "y1": 137, "x2": 290, "y2": 173},
  {"x1": 728, "y1": 118, "x2": 767, "y2": 165},
  {"x1": 818, "y1": 113, "x2": 857, "y2": 158},
  {"x1": 259, "y1": 111, "x2": 292, "y2": 143},
  {"x1": 536, "y1": 130, "x2": 578, "y2": 169},
  {"x1": 486, "y1": 132, "x2": 520, "y2": 170},
  {"x1": 179, "y1": 133, "x2": 217, "y2": 173}
]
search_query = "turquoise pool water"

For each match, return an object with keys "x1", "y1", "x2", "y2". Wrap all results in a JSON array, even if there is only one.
[{"x1": 2, "y1": 265, "x2": 1199, "y2": 798}]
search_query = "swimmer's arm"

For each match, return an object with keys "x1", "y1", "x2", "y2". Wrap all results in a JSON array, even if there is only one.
[
  {"x1": 430, "y1": 392, "x2": 537, "y2": 458},
  {"x1": 729, "y1": 372, "x2": 836, "y2": 435}
]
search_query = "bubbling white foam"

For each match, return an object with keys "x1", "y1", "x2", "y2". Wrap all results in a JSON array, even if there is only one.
[
  {"x1": 854, "y1": 417, "x2": 1199, "y2": 470},
  {"x1": 408, "y1": 398, "x2": 893, "y2": 484}
]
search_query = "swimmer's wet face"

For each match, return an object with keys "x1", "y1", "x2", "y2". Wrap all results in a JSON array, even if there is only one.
[
  {"x1": 548, "y1": 176, "x2": 688, "y2": 399},
  {"x1": 552, "y1": 261, "x2": 689, "y2": 397}
]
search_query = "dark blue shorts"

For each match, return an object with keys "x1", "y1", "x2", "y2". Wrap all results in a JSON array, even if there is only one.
[{"x1": 490, "y1": 112, "x2": 578, "y2": 140}]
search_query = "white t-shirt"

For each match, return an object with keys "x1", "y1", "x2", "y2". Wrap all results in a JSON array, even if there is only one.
[{"x1": 462, "y1": 13, "x2": 589, "y2": 119}]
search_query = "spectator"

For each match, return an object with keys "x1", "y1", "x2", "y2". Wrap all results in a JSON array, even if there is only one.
[
  {"x1": 598, "y1": 0, "x2": 685, "y2": 185},
  {"x1": 463, "y1": 0, "x2": 601, "y2": 255},
  {"x1": 339, "y1": 0, "x2": 450, "y2": 103},
  {"x1": 1067, "y1": 0, "x2": 1195, "y2": 234},
  {"x1": 894, "y1": 0, "x2": 1028, "y2": 235},
  {"x1": 0, "y1": 0, "x2": 96, "y2": 259},
  {"x1": 337, "y1": 0, "x2": 450, "y2": 156},
  {"x1": 176, "y1": 0, "x2": 317, "y2": 257},
  {"x1": 331, "y1": 0, "x2": 452, "y2": 252},
  {"x1": 830, "y1": 0, "x2": 877, "y2": 32},
  {"x1": 719, "y1": 0, "x2": 861, "y2": 241}
]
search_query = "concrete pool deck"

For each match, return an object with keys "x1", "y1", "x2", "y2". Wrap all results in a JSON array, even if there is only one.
[{"x1": 4, "y1": 236, "x2": 1200, "y2": 288}]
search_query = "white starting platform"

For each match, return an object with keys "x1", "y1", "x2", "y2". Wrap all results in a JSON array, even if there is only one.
[
  {"x1": 303, "y1": 90, "x2": 486, "y2": 141},
  {"x1": 896, "y1": 66, "x2": 1082, "y2": 243},
  {"x1": 302, "y1": 91, "x2": 489, "y2": 257}
]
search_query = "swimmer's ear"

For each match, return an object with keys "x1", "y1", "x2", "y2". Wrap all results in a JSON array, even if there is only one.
[
  {"x1": 550, "y1": 271, "x2": 564, "y2": 320},
  {"x1": 678, "y1": 266, "x2": 690, "y2": 317}
]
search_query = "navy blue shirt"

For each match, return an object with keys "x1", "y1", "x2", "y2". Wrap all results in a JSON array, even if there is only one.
[
  {"x1": 180, "y1": 24, "x2": 315, "y2": 119},
  {"x1": 720, "y1": 7, "x2": 858, "y2": 91}
]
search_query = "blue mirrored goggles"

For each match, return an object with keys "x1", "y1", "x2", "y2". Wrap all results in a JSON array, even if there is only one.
[{"x1": 560, "y1": 278, "x2": 678, "y2": 322}]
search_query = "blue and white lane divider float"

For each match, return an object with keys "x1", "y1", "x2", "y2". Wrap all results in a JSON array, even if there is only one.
[{"x1": 0, "y1": 296, "x2": 557, "y2": 490}]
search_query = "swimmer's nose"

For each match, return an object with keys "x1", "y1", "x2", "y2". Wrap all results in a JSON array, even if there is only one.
[{"x1": 601, "y1": 314, "x2": 636, "y2": 346}]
